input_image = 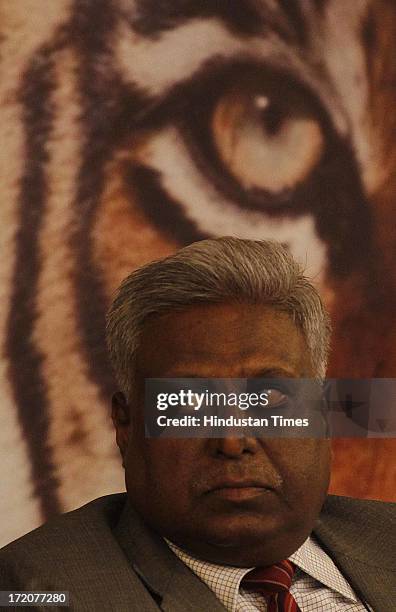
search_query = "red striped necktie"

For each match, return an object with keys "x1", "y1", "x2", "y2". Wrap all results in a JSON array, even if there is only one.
[{"x1": 241, "y1": 559, "x2": 301, "y2": 612}]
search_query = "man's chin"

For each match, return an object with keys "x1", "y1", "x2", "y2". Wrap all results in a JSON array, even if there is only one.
[
  {"x1": 168, "y1": 510, "x2": 306, "y2": 566},
  {"x1": 175, "y1": 520, "x2": 281, "y2": 558},
  {"x1": 179, "y1": 533, "x2": 294, "y2": 568},
  {"x1": 203, "y1": 522, "x2": 281, "y2": 550},
  {"x1": 205, "y1": 508, "x2": 286, "y2": 541}
]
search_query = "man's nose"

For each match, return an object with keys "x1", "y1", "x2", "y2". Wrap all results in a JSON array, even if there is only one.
[{"x1": 211, "y1": 436, "x2": 259, "y2": 458}]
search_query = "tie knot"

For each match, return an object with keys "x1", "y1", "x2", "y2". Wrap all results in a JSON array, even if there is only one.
[{"x1": 241, "y1": 559, "x2": 295, "y2": 595}]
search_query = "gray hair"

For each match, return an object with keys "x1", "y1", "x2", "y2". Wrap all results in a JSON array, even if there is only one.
[{"x1": 106, "y1": 237, "x2": 331, "y2": 399}]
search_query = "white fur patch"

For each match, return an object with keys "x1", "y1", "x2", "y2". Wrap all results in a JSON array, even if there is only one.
[{"x1": 320, "y1": 0, "x2": 380, "y2": 192}]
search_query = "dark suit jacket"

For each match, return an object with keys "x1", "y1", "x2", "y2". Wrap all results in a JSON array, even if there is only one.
[{"x1": 0, "y1": 493, "x2": 394, "y2": 611}]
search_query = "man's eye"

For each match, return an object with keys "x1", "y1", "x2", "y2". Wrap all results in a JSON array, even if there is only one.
[
  {"x1": 211, "y1": 85, "x2": 324, "y2": 194},
  {"x1": 266, "y1": 388, "x2": 289, "y2": 407}
]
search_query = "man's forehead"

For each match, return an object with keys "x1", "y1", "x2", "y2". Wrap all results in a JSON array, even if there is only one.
[
  {"x1": 143, "y1": 301, "x2": 297, "y2": 330},
  {"x1": 136, "y1": 302, "x2": 312, "y2": 377}
]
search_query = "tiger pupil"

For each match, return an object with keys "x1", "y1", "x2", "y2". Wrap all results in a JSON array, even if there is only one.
[{"x1": 258, "y1": 103, "x2": 284, "y2": 137}]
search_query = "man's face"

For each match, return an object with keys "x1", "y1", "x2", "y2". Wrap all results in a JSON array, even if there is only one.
[{"x1": 113, "y1": 302, "x2": 331, "y2": 566}]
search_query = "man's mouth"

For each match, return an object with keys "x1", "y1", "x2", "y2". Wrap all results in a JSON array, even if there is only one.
[{"x1": 206, "y1": 479, "x2": 277, "y2": 501}]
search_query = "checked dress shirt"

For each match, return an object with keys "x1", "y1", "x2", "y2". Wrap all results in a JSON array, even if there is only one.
[{"x1": 166, "y1": 535, "x2": 371, "y2": 611}]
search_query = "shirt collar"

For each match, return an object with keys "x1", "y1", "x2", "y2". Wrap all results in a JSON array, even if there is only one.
[
  {"x1": 166, "y1": 535, "x2": 359, "y2": 609},
  {"x1": 290, "y1": 535, "x2": 358, "y2": 601},
  {"x1": 165, "y1": 538, "x2": 251, "y2": 612}
]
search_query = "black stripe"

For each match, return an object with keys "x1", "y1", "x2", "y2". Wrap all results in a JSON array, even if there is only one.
[
  {"x1": 312, "y1": 0, "x2": 327, "y2": 13},
  {"x1": 277, "y1": 0, "x2": 308, "y2": 45},
  {"x1": 68, "y1": 0, "x2": 152, "y2": 403},
  {"x1": 66, "y1": 0, "x2": 119, "y2": 402},
  {"x1": 361, "y1": 6, "x2": 376, "y2": 57},
  {"x1": 130, "y1": 0, "x2": 264, "y2": 37},
  {"x1": 125, "y1": 164, "x2": 207, "y2": 245},
  {"x1": 6, "y1": 49, "x2": 62, "y2": 519}
]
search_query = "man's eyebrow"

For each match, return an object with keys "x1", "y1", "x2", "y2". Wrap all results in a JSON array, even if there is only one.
[
  {"x1": 148, "y1": 368, "x2": 298, "y2": 379},
  {"x1": 155, "y1": 373, "x2": 205, "y2": 379},
  {"x1": 129, "y1": 0, "x2": 314, "y2": 45},
  {"x1": 251, "y1": 368, "x2": 298, "y2": 378}
]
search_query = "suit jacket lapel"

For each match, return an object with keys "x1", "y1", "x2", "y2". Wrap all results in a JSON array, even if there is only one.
[
  {"x1": 114, "y1": 501, "x2": 227, "y2": 612},
  {"x1": 113, "y1": 494, "x2": 395, "y2": 612},
  {"x1": 314, "y1": 495, "x2": 396, "y2": 612}
]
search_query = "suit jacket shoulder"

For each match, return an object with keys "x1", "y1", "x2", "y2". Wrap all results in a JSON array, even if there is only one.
[
  {"x1": 0, "y1": 493, "x2": 227, "y2": 612},
  {"x1": 0, "y1": 494, "x2": 161, "y2": 611},
  {"x1": 317, "y1": 494, "x2": 395, "y2": 566},
  {"x1": 314, "y1": 495, "x2": 396, "y2": 610}
]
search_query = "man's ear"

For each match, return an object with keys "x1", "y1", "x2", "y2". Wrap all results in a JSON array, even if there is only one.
[{"x1": 111, "y1": 392, "x2": 131, "y2": 466}]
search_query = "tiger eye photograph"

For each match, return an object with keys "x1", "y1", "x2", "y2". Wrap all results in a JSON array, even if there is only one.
[{"x1": 0, "y1": 1, "x2": 395, "y2": 610}]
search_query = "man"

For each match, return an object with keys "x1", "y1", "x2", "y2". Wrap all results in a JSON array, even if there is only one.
[{"x1": 0, "y1": 238, "x2": 394, "y2": 611}]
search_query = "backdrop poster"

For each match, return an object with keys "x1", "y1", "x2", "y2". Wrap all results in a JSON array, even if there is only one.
[{"x1": 0, "y1": 0, "x2": 395, "y2": 546}]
